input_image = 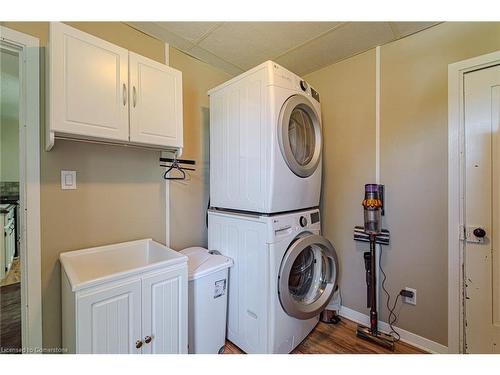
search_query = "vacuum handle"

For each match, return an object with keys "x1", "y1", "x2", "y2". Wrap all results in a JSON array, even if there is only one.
[{"x1": 363, "y1": 252, "x2": 371, "y2": 308}]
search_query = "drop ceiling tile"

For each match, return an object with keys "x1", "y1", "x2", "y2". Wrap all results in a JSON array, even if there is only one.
[
  {"x1": 128, "y1": 22, "x2": 195, "y2": 51},
  {"x1": 276, "y1": 22, "x2": 396, "y2": 76},
  {"x1": 391, "y1": 22, "x2": 440, "y2": 38},
  {"x1": 157, "y1": 22, "x2": 223, "y2": 43},
  {"x1": 187, "y1": 46, "x2": 244, "y2": 76},
  {"x1": 198, "y1": 22, "x2": 341, "y2": 70}
]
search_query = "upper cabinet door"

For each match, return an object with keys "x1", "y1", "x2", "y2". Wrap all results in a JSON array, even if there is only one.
[
  {"x1": 49, "y1": 22, "x2": 129, "y2": 141},
  {"x1": 129, "y1": 52, "x2": 183, "y2": 148}
]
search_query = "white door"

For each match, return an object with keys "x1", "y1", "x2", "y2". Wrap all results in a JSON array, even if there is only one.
[
  {"x1": 464, "y1": 64, "x2": 500, "y2": 353},
  {"x1": 49, "y1": 22, "x2": 129, "y2": 141},
  {"x1": 141, "y1": 268, "x2": 187, "y2": 354},
  {"x1": 129, "y1": 52, "x2": 183, "y2": 148},
  {"x1": 77, "y1": 278, "x2": 142, "y2": 354}
]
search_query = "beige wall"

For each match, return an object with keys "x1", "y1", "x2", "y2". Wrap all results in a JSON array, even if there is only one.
[
  {"x1": 306, "y1": 22, "x2": 500, "y2": 345},
  {"x1": 0, "y1": 21, "x2": 230, "y2": 350},
  {"x1": 305, "y1": 49, "x2": 377, "y2": 318},
  {"x1": 169, "y1": 49, "x2": 231, "y2": 250}
]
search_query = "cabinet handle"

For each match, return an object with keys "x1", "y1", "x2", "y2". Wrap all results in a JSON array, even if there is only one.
[
  {"x1": 135, "y1": 340, "x2": 143, "y2": 349},
  {"x1": 123, "y1": 83, "x2": 127, "y2": 106},
  {"x1": 133, "y1": 86, "x2": 137, "y2": 108},
  {"x1": 144, "y1": 336, "x2": 152, "y2": 344}
]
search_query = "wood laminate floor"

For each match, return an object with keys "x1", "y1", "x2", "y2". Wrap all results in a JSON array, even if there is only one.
[
  {"x1": 0, "y1": 282, "x2": 21, "y2": 353},
  {"x1": 224, "y1": 317, "x2": 426, "y2": 354}
]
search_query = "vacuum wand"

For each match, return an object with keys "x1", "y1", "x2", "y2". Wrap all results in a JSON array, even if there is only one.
[
  {"x1": 368, "y1": 234, "x2": 378, "y2": 335},
  {"x1": 355, "y1": 184, "x2": 395, "y2": 350}
]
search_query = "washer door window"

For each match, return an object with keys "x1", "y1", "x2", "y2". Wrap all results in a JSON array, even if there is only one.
[
  {"x1": 278, "y1": 95, "x2": 322, "y2": 178},
  {"x1": 278, "y1": 234, "x2": 338, "y2": 320}
]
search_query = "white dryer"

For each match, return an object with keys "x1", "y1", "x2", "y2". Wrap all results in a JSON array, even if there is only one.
[
  {"x1": 208, "y1": 208, "x2": 338, "y2": 354},
  {"x1": 208, "y1": 60, "x2": 323, "y2": 214}
]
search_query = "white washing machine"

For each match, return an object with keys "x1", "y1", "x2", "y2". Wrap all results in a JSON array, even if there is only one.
[
  {"x1": 208, "y1": 208, "x2": 338, "y2": 354},
  {"x1": 208, "y1": 60, "x2": 323, "y2": 214}
]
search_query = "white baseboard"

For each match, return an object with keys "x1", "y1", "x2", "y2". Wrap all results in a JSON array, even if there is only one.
[{"x1": 339, "y1": 305, "x2": 448, "y2": 354}]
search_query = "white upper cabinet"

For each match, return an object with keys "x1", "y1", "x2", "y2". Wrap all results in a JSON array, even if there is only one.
[
  {"x1": 47, "y1": 22, "x2": 183, "y2": 151},
  {"x1": 129, "y1": 52, "x2": 183, "y2": 148}
]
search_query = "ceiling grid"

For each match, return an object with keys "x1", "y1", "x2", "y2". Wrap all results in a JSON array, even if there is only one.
[{"x1": 128, "y1": 22, "x2": 439, "y2": 76}]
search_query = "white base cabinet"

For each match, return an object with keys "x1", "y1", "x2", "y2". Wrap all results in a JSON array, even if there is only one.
[{"x1": 60, "y1": 239, "x2": 188, "y2": 354}]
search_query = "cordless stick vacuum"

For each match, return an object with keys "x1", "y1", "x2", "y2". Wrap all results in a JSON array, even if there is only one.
[{"x1": 355, "y1": 184, "x2": 395, "y2": 350}]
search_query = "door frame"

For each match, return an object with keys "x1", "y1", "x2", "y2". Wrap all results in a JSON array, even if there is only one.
[
  {"x1": 448, "y1": 50, "x2": 500, "y2": 354},
  {"x1": 0, "y1": 26, "x2": 42, "y2": 352}
]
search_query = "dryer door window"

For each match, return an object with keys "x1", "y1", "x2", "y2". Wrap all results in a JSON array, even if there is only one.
[
  {"x1": 278, "y1": 95, "x2": 321, "y2": 178},
  {"x1": 289, "y1": 108, "x2": 316, "y2": 166},
  {"x1": 278, "y1": 233, "x2": 338, "y2": 320}
]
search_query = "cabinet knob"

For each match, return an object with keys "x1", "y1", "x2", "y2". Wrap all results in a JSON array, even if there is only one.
[
  {"x1": 135, "y1": 340, "x2": 143, "y2": 349},
  {"x1": 144, "y1": 336, "x2": 152, "y2": 344}
]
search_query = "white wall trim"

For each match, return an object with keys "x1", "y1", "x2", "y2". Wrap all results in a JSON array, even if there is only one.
[
  {"x1": 0, "y1": 26, "x2": 42, "y2": 352},
  {"x1": 448, "y1": 50, "x2": 500, "y2": 354},
  {"x1": 374, "y1": 46, "x2": 381, "y2": 314},
  {"x1": 163, "y1": 43, "x2": 170, "y2": 247},
  {"x1": 164, "y1": 42, "x2": 170, "y2": 66},
  {"x1": 375, "y1": 46, "x2": 381, "y2": 184},
  {"x1": 161, "y1": 150, "x2": 171, "y2": 247},
  {"x1": 339, "y1": 305, "x2": 448, "y2": 354}
]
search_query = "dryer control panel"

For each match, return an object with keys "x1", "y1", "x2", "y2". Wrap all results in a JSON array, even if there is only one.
[{"x1": 270, "y1": 62, "x2": 320, "y2": 103}]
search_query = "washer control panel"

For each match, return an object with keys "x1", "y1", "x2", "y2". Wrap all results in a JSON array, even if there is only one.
[{"x1": 271, "y1": 209, "x2": 321, "y2": 238}]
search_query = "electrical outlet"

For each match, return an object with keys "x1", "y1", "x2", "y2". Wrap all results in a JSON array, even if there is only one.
[{"x1": 403, "y1": 287, "x2": 417, "y2": 305}]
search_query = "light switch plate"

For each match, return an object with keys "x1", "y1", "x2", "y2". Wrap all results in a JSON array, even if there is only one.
[{"x1": 61, "y1": 170, "x2": 77, "y2": 190}]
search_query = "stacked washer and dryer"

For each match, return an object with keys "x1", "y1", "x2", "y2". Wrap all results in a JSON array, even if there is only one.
[{"x1": 207, "y1": 61, "x2": 338, "y2": 354}]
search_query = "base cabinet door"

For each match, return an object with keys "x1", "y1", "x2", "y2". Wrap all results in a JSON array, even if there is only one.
[
  {"x1": 141, "y1": 268, "x2": 188, "y2": 354},
  {"x1": 77, "y1": 278, "x2": 143, "y2": 354}
]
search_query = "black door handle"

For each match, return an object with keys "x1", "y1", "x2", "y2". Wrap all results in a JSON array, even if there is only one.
[{"x1": 473, "y1": 228, "x2": 486, "y2": 238}]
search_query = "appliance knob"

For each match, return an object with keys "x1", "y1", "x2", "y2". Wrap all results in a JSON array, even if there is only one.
[
  {"x1": 299, "y1": 216, "x2": 308, "y2": 227},
  {"x1": 300, "y1": 80, "x2": 308, "y2": 91}
]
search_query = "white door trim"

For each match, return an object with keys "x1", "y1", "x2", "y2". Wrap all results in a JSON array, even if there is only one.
[
  {"x1": 0, "y1": 26, "x2": 42, "y2": 352},
  {"x1": 448, "y1": 50, "x2": 500, "y2": 354}
]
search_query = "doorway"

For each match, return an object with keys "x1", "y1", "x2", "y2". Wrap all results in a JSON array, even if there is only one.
[
  {"x1": 0, "y1": 26, "x2": 41, "y2": 353},
  {"x1": 448, "y1": 51, "x2": 500, "y2": 354},
  {"x1": 462, "y1": 64, "x2": 500, "y2": 353},
  {"x1": 0, "y1": 42, "x2": 22, "y2": 353}
]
